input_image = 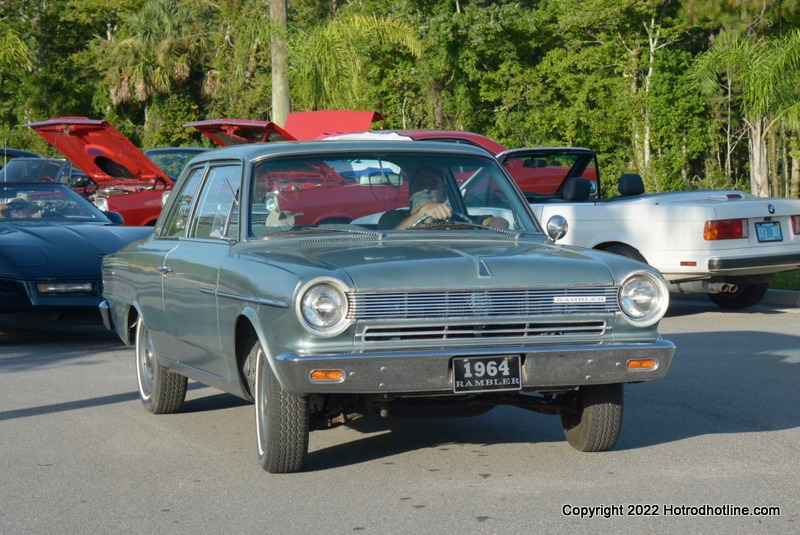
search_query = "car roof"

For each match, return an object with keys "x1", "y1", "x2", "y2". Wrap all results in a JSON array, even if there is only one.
[
  {"x1": 184, "y1": 139, "x2": 499, "y2": 165},
  {"x1": 1, "y1": 148, "x2": 42, "y2": 159}
]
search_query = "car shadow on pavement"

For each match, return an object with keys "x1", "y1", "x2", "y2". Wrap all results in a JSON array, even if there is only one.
[
  {"x1": 615, "y1": 328, "x2": 800, "y2": 450},
  {"x1": 303, "y1": 407, "x2": 564, "y2": 471}
]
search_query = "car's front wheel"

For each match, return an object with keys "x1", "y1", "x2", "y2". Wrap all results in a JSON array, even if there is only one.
[
  {"x1": 253, "y1": 340, "x2": 309, "y2": 473},
  {"x1": 560, "y1": 383, "x2": 623, "y2": 452},
  {"x1": 135, "y1": 317, "x2": 187, "y2": 414},
  {"x1": 707, "y1": 282, "x2": 769, "y2": 309}
]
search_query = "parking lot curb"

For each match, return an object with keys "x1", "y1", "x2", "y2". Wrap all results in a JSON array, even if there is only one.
[{"x1": 762, "y1": 289, "x2": 800, "y2": 308}]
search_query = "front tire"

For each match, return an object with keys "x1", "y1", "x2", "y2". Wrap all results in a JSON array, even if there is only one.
[
  {"x1": 135, "y1": 317, "x2": 187, "y2": 414},
  {"x1": 707, "y1": 282, "x2": 769, "y2": 309},
  {"x1": 253, "y1": 340, "x2": 309, "y2": 473},
  {"x1": 561, "y1": 383, "x2": 623, "y2": 452}
]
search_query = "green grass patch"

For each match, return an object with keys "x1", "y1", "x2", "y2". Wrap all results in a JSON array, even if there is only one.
[{"x1": 770, "y1": 270, "x2": 800, "y2": 291}]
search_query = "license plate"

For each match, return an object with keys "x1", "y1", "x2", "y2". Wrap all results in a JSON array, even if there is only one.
[
  {"x1": 755, "y1": 221, "x2": 782, "y2": 243},
  {"x1": 452, "y1": 355, "x2": 522, "y2": 393}
]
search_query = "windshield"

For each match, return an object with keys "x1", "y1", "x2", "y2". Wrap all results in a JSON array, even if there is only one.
[
  {"x1": 0, "y1": 183, "x2": 109, "y2": 222},
  {"x1": 248, "y1": 152, "x2": 539, "y2": 237},
  {"x1": 145, "y1": 147, "x2": 209, "y2": 180},
  {"x1": 0, "y1": 159, "x2": 67, "y2": 182}
]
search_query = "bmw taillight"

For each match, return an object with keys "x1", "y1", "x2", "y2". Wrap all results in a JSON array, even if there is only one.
[
  {"x1": 792, "y1": 215, "x2": 800, "y2": 235},
  {"x1": 704, "y1": 219, "x2": 748, "y2": 240}
]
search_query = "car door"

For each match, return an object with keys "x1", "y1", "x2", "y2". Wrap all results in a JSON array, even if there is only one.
[{"x1": 159, "y1": 162, "x2": 243, "y2": 380}]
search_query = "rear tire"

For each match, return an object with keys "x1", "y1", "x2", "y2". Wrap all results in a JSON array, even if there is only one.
[
  {"x1": 707, "y1": 282, "x2": 768, "y2": 309},
  {"x1": 561, "y1": 383, "x2": 623, "y2": 452},
  {"x1": 603, "y1": 244, "x2": 647, "y2": 264},
  {"x1": 253, "y1": 339, "x2": 309, "y2": 473},
  {"x1": 135, "y1": 317, "x2": 187, "y2": 414}
]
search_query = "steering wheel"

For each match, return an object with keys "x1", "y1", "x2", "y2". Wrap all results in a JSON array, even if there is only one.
[{"x1": 411, "y1": 210, "x2": 471, "y2": 227}]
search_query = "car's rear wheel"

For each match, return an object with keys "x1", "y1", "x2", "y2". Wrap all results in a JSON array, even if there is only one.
[
  {"x1": 135, "y1": 317, "x2": 187, "y2": 414},
  {"x1": 602, "y1": 244, "x2": 647, "y2": 264},
  {"x1": 561, "y1": 383, "x2": 623, "y2": 452},
  {"x1": 253, "y1": 340, "x2": 309, "y2": 473},
  {"x1": 707, "y1": 282, "x2": 769, "y2": 309}
]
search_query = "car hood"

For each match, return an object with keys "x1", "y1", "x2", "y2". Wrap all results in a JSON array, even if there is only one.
[
  {"x1": 186, "y1": 111, "x2": 385, "y2": 146},
  {"x1": 184, "y1": 119, "x2": 297, "y2": 146},
  {"x1": 24, "y1": 117, "x2": 171, "y2": 186},
  {"x1": 251, "y1": 234, "x2": 621, "y2": 290},
  {"x1": 0, "y1": 223, "x2": 151, "y2": 278}
]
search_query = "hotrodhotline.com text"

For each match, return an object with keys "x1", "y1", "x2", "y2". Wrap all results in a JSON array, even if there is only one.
[{"x1": 562, "y1": 503, "x2": 781, "y2": 519}]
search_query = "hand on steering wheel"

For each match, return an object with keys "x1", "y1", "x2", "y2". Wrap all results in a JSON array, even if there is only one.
[{"x1": 411, "y1": 209, "x2": 471, "y2": 227}]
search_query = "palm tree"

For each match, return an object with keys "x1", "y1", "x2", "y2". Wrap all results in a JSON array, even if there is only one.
[
  {"x1": 270, "y1": 0, "x2": 289, "y2": 127},
  {"x1": 101, "y1": 0, "x2": 208, "y2": 136},
  {"x1": 288, "y1": 14, "x2": 422, "y2": 111},
  {"x1": 695, "y1": 29, "x2": 800, "y2": 197},
  {"x1": 0, "y1": 28, "x2": 31, "y2": 73}
]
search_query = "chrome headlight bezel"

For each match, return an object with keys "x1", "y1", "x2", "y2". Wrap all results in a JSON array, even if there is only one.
[
  {"x1": 94, "y1": 197, "x2": 109, "y2": 212},
  {"x1": 296, "y1": 278, "x2": 352, "y2": 336},
  {"x1": 618, "y1": 270, "x2": 669, "y2": 327}
]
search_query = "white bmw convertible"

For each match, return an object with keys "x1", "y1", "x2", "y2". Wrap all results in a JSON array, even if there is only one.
[{"x1": 496, "y1": 147, "x2": 800, "y2": 309}]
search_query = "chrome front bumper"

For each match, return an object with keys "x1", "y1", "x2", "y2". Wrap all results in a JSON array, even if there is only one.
[{"x1": 273, "y1": 339, "x2": 676, "y2": 396}]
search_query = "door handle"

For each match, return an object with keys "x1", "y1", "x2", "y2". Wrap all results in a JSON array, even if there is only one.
[{"x1": 155, "y1": 266, "x2": 173, "y2": 274}]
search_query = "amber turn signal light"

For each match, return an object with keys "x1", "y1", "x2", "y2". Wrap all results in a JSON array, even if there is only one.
[
  {"x1": 627, "y1": 358, "x2": 657, "y2": 370},
  {"x1": 704, "y1": 219, "x2": 748, "y2": 240},
  {"x1": 310, "y1": 369, "x2": 345, "y2": 382}
]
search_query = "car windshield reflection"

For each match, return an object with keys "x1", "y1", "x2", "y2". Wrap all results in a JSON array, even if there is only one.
[
  {"x1": 245, "y1": 152, "x2": 536, "y2": 237},
  {"x1": 0, "y1": 183, "x2": 109, "y2": 222}
]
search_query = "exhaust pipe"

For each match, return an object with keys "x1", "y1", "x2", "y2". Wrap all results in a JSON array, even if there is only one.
[{"x1": 670, "y1": 281, "x2": 740, "y2": 295}]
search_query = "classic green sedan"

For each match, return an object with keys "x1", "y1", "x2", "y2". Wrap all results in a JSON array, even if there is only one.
[{"x1": 100, "y1": 140, "x2": 676, "y2": 473}]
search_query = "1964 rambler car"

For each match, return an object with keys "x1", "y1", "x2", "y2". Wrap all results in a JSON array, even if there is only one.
[{"x1": 100, "y1": 140, "x2": 676, "y2": 473}]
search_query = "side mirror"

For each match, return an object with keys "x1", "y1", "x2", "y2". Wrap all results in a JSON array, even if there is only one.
[
  {"x1": 105, "y1": 211, "x2": 125, "y2": 225},
  {"x1": 546, "y1": 215, "x2": 568, "y2": 241}
]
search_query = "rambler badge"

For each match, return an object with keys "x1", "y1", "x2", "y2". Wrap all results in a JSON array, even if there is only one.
[{"x1": 553, "y1": 296, "x2": 607, "y2": 303}]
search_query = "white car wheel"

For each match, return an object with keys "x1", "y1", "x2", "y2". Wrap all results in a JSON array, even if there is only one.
[{"x1": 135, "y1": 317, "x2": 187, "y2": 414}]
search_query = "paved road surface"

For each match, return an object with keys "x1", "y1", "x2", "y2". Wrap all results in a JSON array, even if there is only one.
[{"x1": 1, "y1": 297, "x2": 798, "y2": 534}]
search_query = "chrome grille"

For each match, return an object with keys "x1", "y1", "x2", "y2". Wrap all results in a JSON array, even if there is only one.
[
  {"x1": 361, "y1": 321, "x2": 607, "y2": 343},
  {"x1": 348, "y1": 288, "x2": 618, "y2": 319}
]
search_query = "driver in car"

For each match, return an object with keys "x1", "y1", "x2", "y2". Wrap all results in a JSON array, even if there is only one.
[{"x1": 378, "y1": 166, "x2": 508, "y2": 230}]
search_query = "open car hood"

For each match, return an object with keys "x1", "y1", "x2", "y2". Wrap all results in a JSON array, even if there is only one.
[
  {"x1": 25, "y1": 117, "x2": 172, "y2": 186},
  {"x1": 184, "y1": 119, "x2": 296, "y2": 146},
  {"x1": 185, "y1": 110, "x2": 384, "y2": 146}
]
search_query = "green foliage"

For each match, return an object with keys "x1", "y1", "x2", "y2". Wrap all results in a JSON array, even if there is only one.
[
  {"x1": 771, "y1": 270, "x2": 800, "y2": 290},
  {"x1": 0, "y1": 0, "x2": 799, "y2": 199}
]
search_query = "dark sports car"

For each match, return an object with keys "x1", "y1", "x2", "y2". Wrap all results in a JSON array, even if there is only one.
[{"x1": 0, "y1": 182, "x2": 152, "y2": 328}]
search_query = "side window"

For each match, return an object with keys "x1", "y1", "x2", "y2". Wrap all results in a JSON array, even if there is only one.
[
  {"x1": 188, "y1": 164, "x2": 242, "y2": 239},
  {"x1": 161, "y1": 166, "x2": 205, "y2": 238}
]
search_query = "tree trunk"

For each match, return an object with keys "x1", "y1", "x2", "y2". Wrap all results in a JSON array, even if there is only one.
[
  {"x1": 790, "y1": 135, "x2": 800, "y2": 198},
  {"x1": 270, "y1": 0, "x2": 290, "y2": 127},
  {"x1": 748, "y1": 117, "x2": 770, "y2": 197}
]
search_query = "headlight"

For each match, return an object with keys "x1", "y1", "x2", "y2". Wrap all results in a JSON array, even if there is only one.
[
  {"x1": 265, "y1": 194, "x2": 279, "y2": 212},
  {"x1": 297, "y1": 278, "x2": 351, "y2": 336},
  {"x1": 618, "y1": 271, "x2": 669, "y2": 327},
  {"x1": 94, "y1": 197, "x2": 109, "y2": 212}
]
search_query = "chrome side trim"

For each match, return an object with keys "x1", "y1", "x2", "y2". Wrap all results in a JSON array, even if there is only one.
[{"x1": 198, "y1": 287, "x2": 289, "y2": 309}]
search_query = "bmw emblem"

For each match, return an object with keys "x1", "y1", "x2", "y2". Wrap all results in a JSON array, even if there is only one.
[{"x1": 768, "y1": 204, "x2": 775, "y2": 214}]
